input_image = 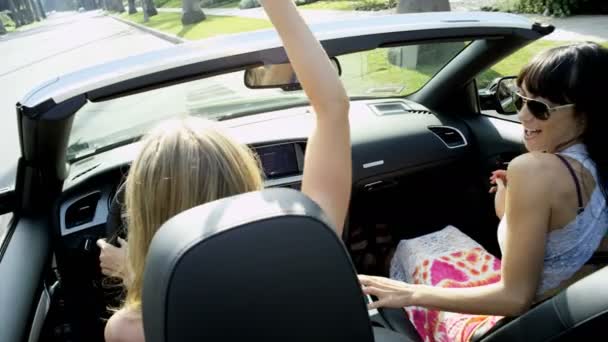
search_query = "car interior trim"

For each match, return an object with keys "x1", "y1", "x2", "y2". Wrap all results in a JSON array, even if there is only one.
[
  {"x1": 27, "y1": 284, "x2": 50, "y2": 342},
  {"x1": 363, "y1": 161, "x2": 385, "y2": 169},
  {"x1": 0, "y1": 218, "x2": 49, "y2": 342}
]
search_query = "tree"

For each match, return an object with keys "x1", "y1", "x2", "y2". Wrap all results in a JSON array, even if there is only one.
[
  {"x1": 142, "y1": 0, "x2": 156, "y2": 17},
  {"x1": 181, "y1": 0, "x2": 205, "y2": 25},
  {"x1": 25, "y1": 0, "x2": 39, "y2": 21},
  {"x1": 29, "y1": 0, "x2": 43, "y2": 20},
  {"x1": 0, "y1": 19, "x2": 6, "y2": 35},
  {"x1": 7, "y1": 0, "x2": 23, "y2": 26},
  {"x1": 390, "y1": 0, "x2": 455, "y2": 69},
  {"x1": 107, "y1": 0, "x2": 124, "y2": 12},
  {"x1": 13, "y1": 0, "x2": 35, "y2": 24},
  {"x1": 114, "y1": 0, "x2": 124, "y2": 12},
  {"x1": 36, "y1": 0, "x2": 46, "y2": 18},
  {"x1": 396, "y1": 0, "x2": 449, "y2": 12},
  {"x1": 127, "y1": 0, "x2": 136, "y2": 14}
]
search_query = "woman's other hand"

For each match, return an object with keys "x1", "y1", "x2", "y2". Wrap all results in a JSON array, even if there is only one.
[
  {"x1": 358, "y1": 274, "x2": 416, "y2": 309},
  {"x1": 97, "y1": 237, "x2": 129, "y2": 281}
]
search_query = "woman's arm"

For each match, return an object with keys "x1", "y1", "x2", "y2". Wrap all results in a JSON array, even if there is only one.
[
  {"x1": 361, "y1": 153, "x2": 552, "y2": 316},
  {"x1": 261, "y1": 0, "x2": 351, "y2": 236}
]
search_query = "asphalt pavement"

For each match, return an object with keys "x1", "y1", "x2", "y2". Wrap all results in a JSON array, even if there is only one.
[{"x1": 0, "y1": 11, "x2": 172, "y2": 189}]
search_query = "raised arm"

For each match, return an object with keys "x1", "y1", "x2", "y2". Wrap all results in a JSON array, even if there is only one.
[{"x1": 261, "y1": 1, "x2": 351, "y2": 236}]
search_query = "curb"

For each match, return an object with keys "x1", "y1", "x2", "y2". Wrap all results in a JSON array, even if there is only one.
[{"x1": 110, "y1": 13, "x2": 186, "y2": 44}]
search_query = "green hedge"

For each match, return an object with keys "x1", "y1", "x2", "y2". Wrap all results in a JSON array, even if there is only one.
[
  {"x1": 498, "y1": 0, "x2": 608, "y2": 16},
  {"x1": 0, "y1": 11, "x2": 16, "y2": 29},
  {"x1": 353, "y1": 0, "x2": 397, "y2": 11}
]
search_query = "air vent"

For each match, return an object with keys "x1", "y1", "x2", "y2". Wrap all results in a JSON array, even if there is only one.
[
  {"x1": 65, "y1": 192, "x2": 101, "y2": 229},
  {"x1": 428, "y1": 126, "x2": 467, "y2": 148},
  {"x1": 369, "y1": 102, "x2": 432, "y2": 116}
]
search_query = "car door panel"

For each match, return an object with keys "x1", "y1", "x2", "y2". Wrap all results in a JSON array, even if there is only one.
[
  {"x1": 0, "y1": 217, "x2": 51, "y2": 342},
  {"x1": 465, "y1": 115, "x2": 525, "y2": 172}
]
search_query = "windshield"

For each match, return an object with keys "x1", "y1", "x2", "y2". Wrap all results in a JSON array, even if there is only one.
[{"x1": 68, "y1": 40, "x2": 469, "y2": 161}]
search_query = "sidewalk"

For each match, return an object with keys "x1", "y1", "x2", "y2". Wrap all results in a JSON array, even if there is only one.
[
  {"x1": 525, "y1": 15, "x2": 608, "y2": 41},
  {"x1": 155, "y1": 6, "x2": 607, "y2": 42}
]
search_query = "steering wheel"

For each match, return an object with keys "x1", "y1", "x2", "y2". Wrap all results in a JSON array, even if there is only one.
[{"x1": 105, "y1": 182, "x2": 127, "y2": 246}]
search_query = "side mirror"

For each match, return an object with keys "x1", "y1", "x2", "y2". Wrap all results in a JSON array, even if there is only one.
[
  {"x1": 244, "y1": 57, "x2": 342, "y2": 91},
  {"x1": 479, "y1": 76, "x2": 518, "y2": 115}
]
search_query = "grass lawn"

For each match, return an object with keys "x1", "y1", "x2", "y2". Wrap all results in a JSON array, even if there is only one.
[
  {"x1": 120, "y1": 12, "x2": 271, "y2": 40},
  {"x1": 210, "y1": 0, "x2": 240, "y2": 8},
  {"x1": 4, "y1": 20, "x2": 43, "y2": 33},
  {"x1": 155, "y1": 0, "x2": 240, "y2": 8},
  {"x1": 477, "y1": 40, "x2": 608, "y2": 89},
  {"x1": 300, "y1": 1, "x2": 359, "y2": 10},
  {"x1": 338, "y1": 40, "x2": 608, "y2": 97}
]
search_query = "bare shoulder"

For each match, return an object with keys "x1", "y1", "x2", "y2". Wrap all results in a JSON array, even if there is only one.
[
  {"x1": 508, "y1": 152, "x2": 561, "y2": 180},
  {"x1": 507, "y1": 152, "x2": 561, "y2": 192},
  {"x1": 105, "y1": 308, "x2": 144, "y2": 342}
]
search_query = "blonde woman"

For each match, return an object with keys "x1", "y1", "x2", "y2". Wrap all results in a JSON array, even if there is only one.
[{"x1": 101, "y1": 1, "x2": 351, "y2": 341}]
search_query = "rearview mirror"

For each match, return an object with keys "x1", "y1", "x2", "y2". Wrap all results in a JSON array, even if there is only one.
[
  {"x1": 244, "y1": 57, "x2": 342, "y2": 91},
  {"x1": 479, "y1": 76, "x2": 518, "y2": 115}
]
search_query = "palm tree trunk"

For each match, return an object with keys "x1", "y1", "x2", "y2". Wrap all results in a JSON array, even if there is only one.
[
  {"x1": 30, "y1": 0, "x2": 44, "y2": 20},
  {"x1": 28, "y1": 0, "x2": 41, "y2": 20},
  {"x1": 18, "y1": 0, "x2": 35, "y2": 23},
  {"x1": 128, "y1": 0, "x2": 137, "y2": 14},
  {"x1": 7, "y1": 0, "x2": 23, "y2": 27},
  {"x1": 390, "y1": 0, "x2": 453, "y2": 69},
  {"x1": 144, "y1": 0, "x2": 157, "y2": 16},
  {"x1": 181, "y1": 0, "x2": 205, "y2": 25},
  {"x1": 37, "y1": 0, "x2": 47, "y2": 18},
  {"x1": 397, "y1": 0, "x2": 450, "y2": 12},
  {"x1": 114, "y1": 0, "x2": 125, "y2": 12}
]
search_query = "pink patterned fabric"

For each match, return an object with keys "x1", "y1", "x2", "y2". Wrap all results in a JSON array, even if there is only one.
[{"x1": 390, "y1": 226, "x2": 504, "y2": 342}]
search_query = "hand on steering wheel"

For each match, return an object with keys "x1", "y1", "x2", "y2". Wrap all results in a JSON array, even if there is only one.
[{"x1": 97, "y1": 237, "x2": 129, "y2": 282}]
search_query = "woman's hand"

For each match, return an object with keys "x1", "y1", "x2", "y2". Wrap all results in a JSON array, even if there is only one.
[
  {"x1": 97, "y1": 237, "x2": 129, "y2": 281},
  {"x1": 489, "y1": 169, "x2": 507, "y2": 193},
  {"x1": 490, "y1": 170, "x2": 507, "y2": 219},
  {"x1": 358, "y1": 275, "x2": 416, "y2": 310}
]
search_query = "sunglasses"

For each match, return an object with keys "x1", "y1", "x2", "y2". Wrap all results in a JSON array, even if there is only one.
[{"x1": 512, "y1": 92, "x2": 575, "y2": 120}]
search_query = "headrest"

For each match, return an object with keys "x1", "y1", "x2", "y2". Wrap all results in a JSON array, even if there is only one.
[{"x1": 142, "y1": 188, "x2": 373, "y2": 342}]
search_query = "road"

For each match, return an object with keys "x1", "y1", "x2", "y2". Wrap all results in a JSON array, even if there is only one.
[{"x1": 0, "y1": 10, "x2": 172, "y2": 189}]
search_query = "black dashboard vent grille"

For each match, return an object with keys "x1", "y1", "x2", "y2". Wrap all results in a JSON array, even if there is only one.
[
  {"x1": 428, "y1": 126, "x2": 467, "y2": 148},
  {"x1": 65, "y1": 192, "x2": 101, "y2": 229},
  {"x1": 370, "y1": 102, "x2": 432, "y2": 116}
]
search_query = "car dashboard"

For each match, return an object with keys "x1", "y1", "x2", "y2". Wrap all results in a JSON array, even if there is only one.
[{"x1": 57, "y1": 98, "x2": 472, "y2": 241}]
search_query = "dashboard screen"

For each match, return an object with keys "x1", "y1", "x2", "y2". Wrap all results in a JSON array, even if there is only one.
[{"x1": 257, "y1": 144, "x2": 299, "y2": 178}]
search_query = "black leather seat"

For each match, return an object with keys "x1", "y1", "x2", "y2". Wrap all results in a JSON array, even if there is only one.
[
  {"x1": 142, "y1": 188, "x2": 416, "y2": 342},
  {"x1": 475, "y1": 265, "x2": 608, "y2": 341}
]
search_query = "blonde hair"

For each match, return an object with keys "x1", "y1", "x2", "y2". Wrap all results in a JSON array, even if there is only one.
[{"x1": 123, "y1": 117, "x2": 263, "y2": 312}]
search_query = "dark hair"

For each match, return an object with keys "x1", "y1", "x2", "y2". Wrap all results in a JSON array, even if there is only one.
[{"x1": 517, "y1": 42, "x2": 608, "y2": 201}]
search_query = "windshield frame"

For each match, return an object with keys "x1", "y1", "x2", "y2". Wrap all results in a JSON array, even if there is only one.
[{"x1": 66, "y1": 38, "x2": 474, "y2": 162}]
